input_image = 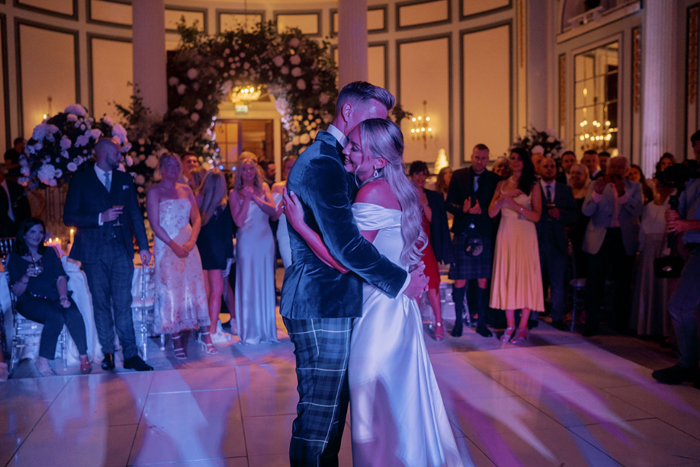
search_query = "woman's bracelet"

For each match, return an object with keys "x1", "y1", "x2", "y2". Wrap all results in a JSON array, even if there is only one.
[{"x1": 59, "y1": 295, "x2": 69, "y2": 301}]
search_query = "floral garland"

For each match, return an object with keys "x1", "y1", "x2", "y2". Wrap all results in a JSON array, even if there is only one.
[
  {"x1": 512, "y1": 126, "x2": 564, "y2": 158},
  {"x1": 18, "y1": 104, "x2": 130, "y2": 189}
]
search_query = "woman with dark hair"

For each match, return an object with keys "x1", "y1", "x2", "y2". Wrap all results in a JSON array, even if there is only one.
[
  {"x1": 408, "y1": 160, "x2": 453, "y2": 340},
  {"x1": 488, "y1": 147, "x2": 544, "y2": 343},
  {"x1": 7, "y1": 218, "x2": 90, "y2": 375},
  {"x1": 434, "y1": 166, "x2": 452, "y2": 199},
  {"x1": 628, "y1": 164, "x2": 654, "y2": 205}
]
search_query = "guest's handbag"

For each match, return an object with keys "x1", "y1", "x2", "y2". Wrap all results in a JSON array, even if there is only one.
[
  {"x1": 463, "y1": 222, "x2": 484, "y2": 257},
  {"x1": 654, "y1": 255, "x2": 684, "y2": 278}
]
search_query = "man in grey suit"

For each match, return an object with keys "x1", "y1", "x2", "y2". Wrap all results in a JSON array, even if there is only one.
[
  {"x1": 536, "y1": 157, "x2": 577, "y2": 330},
  {"x1": 63, "y1": 138, "x2": 153, "y2": 371},
  {"x1": 581, "y1": 156, "x2": 643, "y2": 336}
]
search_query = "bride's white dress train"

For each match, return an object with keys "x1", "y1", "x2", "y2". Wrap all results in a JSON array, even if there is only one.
[{"x1": 349, "y1": 203, "x2": 462, "y2": 466}]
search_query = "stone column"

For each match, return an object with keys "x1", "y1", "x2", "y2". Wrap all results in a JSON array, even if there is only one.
[
  {"x1": 641, "y1": 0, "x2": 678, "y2": 176},
  {"x1": 338, "y1": 0, "x2": 368, "y2": 88},
  {"x1": 132, "y1": 0, "x2": 168, "y2": 116}
]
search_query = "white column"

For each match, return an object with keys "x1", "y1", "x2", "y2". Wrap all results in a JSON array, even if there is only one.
[
  {"x1": 132, "y1": 0, "x2": 168, "y2": 117},
  {"x1": 641, "y1": 0, "x2": 678, "y2": 176},
  {"x1": 338, "y1": 0, "x2": 368, "y2": 88}
]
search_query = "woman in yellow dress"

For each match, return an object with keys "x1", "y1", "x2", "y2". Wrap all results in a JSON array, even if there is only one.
[{"x1": 488, "y1": 147, "x2": 544, "y2": 344}]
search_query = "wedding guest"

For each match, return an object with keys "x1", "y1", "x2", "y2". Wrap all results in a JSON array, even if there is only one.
[
  {"x1": 492, "y1": 156, "x2": 511, "y2": 180},
  {"x1": 628, "y1": 164, "x2": 654, "y2": 204},
  {"x1": 230, "y1": 153, "x2": 280, "y2": 344},
  {"x1": 648, "y1": 153, "x2": 676, "y2": 193},
  {"x1": 147, "y1": 154, "x2": 211, "y2": 358},
  {"x1": 272, "y1": 155, "x2": 297, "y2": 269},
  {"x1": 446, "y1": 144, "x2": 500, "y2": 338},
  {"x1": 435, "y1": 166, "x2": 453, "y2": 199},
  {"x1": 181, "y1": 152, "x2": 200, "y2": 190},
  {"x1": 0, "y1": 164, "x2": 31, "y2": 237},
  {"x1": 536, "y1": 157, "x2": 577, "y2": 331},
  {"x1": 7, "y1": 218, "x2": 90, "y2": 375},
  {"x1": 631, "y1": 178, "x2": 675, "y2": 338},
  {"x1": 196, "y1": 169, "x2": 235, "y2": 344},
  {"x1": 409, "y1": 161, "x2": 451, "y2": 340},
  {"x1": 63, "y1": 138, "x2": 153, "y2": 372},
  {"x1": 582, "y1": 150, "x2": 602, "y2": 180},
  {"x1": 558, "y1": 150, "x2": 577, "y2": 184},
  {"x1": 3, "y1": 137, "x2": 24, "y2": 180},
  {"x1": 582, "y1": 156, "x2": 643, "y2": 336},
  {"x1": 489, "y1": 147, "x2": 544, "y2": 343},
  {"x1": 532, "y1": 150, "x2": 545, "y2": 176},
  {"x1": 189, "y1": 166, "x2": 207, "y2": 194},
  {"x1": 259, "y1": 159, "x2": 276, "y2": 189},
  {"x1": 598, "y1": 151, "x2": 611, "y2": 176},
  {"x1": 569, "y1": 163, "x2": 591, "y2": 277}
]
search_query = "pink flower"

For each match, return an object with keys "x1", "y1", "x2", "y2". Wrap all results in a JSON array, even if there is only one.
[{"x1": 296, "y1": 79, "x2": 307, "y2": 90}]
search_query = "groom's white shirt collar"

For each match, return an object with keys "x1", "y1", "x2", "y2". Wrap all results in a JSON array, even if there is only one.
[{"x1": 327, "y1": 124, "x2": 347, "y2": 148}]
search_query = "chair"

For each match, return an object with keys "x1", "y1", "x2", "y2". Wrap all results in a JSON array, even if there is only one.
[
  {"x1": 0, "y1": 238, "x2": 14, "y2": 263},
  {"x1": 566, "y1": 239, "x2": 586, "y2": 332},
  {"x1": 131, "y1": 265, "x2": 164, "y2": 359}
]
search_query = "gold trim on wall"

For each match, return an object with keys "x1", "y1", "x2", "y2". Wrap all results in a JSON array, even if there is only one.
[
  {"x1": 559, "y1": 54, "x2": 565, "y2": 128},
  {"x1": 633, "y1": 27, "x2": 641, "y2": 114},
  {"x1": 518, "y1": 0, "x2": 525, "y2": 68},
  {"x1": 689, "y1": 6, "x2": 698, "y2": 106}
]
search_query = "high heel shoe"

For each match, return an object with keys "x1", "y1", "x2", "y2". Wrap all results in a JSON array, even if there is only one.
[
  {"x1": 500, "y1": 327, "x2": 516, "y2": 343},
  {"x1": 511, "y1": 329, "x2": 529, "y2": 345},
  {"x1": 35, "y1": 357, "x2": 56, "y2": 376},
  {"x1": 79, "y1": 355, "x2": 92, "y2": 374},
  {"x1": 197, "y1": 332, "x2": 218, "y2": 355},
  {"x1": 172, "y1": 334, "x2": 187, "y2": 360},
  {"x1": 434, "y1": 321, "x2": 444, "y2": 341}
]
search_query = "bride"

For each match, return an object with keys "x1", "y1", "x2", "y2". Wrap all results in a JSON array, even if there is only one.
[{"x1": 285, "y1": 118, "x2": 462, "y2": 466}]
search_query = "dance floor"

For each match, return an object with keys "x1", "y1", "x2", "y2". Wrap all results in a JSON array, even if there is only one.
[{"x1": 1, "y1": 315, "x2": 700, "y2": 467}]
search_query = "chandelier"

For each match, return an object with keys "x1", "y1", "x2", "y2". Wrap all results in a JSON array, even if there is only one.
[
  {"x1": 578, "y1": 116, "x2": 616, "y2": 150},
  {"x1": 230, "y1": 85, "x2": 262, "y2": 104},
  {"x1": 410, "y1": 100, "x2": 433, "y2": 149}
]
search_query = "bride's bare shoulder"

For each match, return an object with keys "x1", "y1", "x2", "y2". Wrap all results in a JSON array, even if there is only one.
[{"x1": 356, "y1": 180, "x2": 400, "y2": 210}]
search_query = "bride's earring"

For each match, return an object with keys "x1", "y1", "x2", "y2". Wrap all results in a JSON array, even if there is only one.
[{"x1": 373, "y1": 167, "x2": 379, "y2": 178}]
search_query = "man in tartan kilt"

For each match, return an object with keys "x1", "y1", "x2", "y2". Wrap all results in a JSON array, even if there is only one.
[
  {"x1": 446, "y1": 144, "x2": 500, "y2": 338},
  {"x1": 280, "y1": 82, "x2": 428, "y2": 466}
]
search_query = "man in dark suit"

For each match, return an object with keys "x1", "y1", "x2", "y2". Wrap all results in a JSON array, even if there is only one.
[
  {"x1": 0, "y1": 164, "x2": 31, "y2": 237},
  {"x1": 63, "y1": 138, "x2": 153, "y2": 372},
  {"x1": 281, "y1": 82, "x2": 427, "y2": 466},
  {"x1": 446, "y1": 144, "x2": 500, "y2": 338},
  {"x1": 582, "y1": 149, "x2": 603, "y2": 180},
  {"x1": 536, "y1": 157, "x2": 577, "y2": 331},
  {"x1": 3, "y1": 137, "x2": 25, "y2": 180},
  {"x1": 582, "y1": 156, "x2": 643, "y2": 336}
]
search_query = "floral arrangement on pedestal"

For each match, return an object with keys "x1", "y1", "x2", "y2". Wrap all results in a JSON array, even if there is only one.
[
  {"x1": 512, "y1": 126, "x2": 564, "y2": 159},
  {"x1": 18, "y1": 104, "x2": 130, "y2": 189}
]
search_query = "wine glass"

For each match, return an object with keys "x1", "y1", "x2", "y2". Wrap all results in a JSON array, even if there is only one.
[
  {"x1": 32, "y1": 259, "x2": 43, "y2": 276},
  {"x1": 113, "y1": 205, "x2": 124, "y2": 226}
]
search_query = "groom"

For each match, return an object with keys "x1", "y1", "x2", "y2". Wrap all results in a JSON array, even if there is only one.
[{"x1": 281, "y1": 81, "x2": 428, "y2": 466}]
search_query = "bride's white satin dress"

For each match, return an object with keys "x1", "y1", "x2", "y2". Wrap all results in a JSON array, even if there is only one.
[{"x1": 349, "y1": 203, "x2": 462, "y2": 467}]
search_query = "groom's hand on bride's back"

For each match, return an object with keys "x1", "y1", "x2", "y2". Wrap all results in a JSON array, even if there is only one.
[{"x1": 404, "y1": 262, "x2": 429, "y2": 299}]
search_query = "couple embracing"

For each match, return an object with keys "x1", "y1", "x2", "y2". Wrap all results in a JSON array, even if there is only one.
[{"x1": 281, "y1": 82, "x2": 462, "y2": 466}]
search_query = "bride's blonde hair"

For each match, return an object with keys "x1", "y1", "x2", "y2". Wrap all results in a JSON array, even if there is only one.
[{"x1": 358, "y1": 118, "x2": 426, "y2": 266}]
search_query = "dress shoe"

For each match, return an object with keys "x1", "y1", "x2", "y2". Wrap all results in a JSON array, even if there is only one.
[
  {"x1": 475, "y1": 325, "x2": 493, "y2": 338},
  {"x1": 652, "y1": 365, "x2": 699, "y2": 385},
  {"x1": 79, "y1": 355, "x2": 92, "y2": 375},
  {"x1": 450, "y1": 323, "x2": 463, "y2": 337},
  {"x1": 123, "y1": 356, "x2": 154, "y2": 372},
  {"x1": 551, "y1": 320, "x2": 568, "y2": 331},
  {"x1": 101, "y1": 353, "x2": 115, "y2": 371}
]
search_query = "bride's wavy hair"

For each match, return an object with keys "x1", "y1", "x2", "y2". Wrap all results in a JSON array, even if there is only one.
[{"x1": 358, "y1": 118, "x2": 426, "y2": 266}]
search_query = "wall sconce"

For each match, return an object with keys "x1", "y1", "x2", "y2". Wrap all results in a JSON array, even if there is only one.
[{"x1": 410, "y1": 100, "x2": 433, "y2": 149}]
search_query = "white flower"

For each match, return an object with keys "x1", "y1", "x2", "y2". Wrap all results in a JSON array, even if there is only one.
[
  {"x1": 289, "y1": 38, "x2": 300, "y2": 48},
  {"x1": 47, "y1": 124, "x2": 59, "y2": 134},
  {"x1": 31, "y1": 123, "x2": 49, "y2": 142},
  {"x1": 64, "y1": 104, "x2": 87, "y2": 116},
  {"x1": 75, "y1": 135, "x2": 90, "y2": 147},
  {"x1": 145, "y1": 155, "x2": 158, "y2": 168},
  {"x1": 54, "y1": 169, "x2": 63, "y2": 178},
  {"x1": 174, "y1": 106, "x2": 188, "y2": 115},
  {"x1": 90, "y1": 129, "x2": 102, "y2": 140},
  {"x1": 239, "y1": 52, "x2": 246, "y2": 58},
  {"x1": 177, "y1": 84, "x2": 187, "y2": 95},
  {"x1": 66, "y1": 114, "x2": 78, "y2": 122},
  {"x1": 37, "y1": 164, "x2": 57, "y2": 184},
  {"x1": 111, "y1": 123, "x2": 127, "y2": 143},
  {"x1": 273, "y1": 56, "x2": 284, "y2": 67},
  {"x1": 138, "y1": 138, "x2": 145, "y2": 145},
  {"x1": 187, "y1": 68, "x2": 199, "y2": 80},
  {"x1": 310, "y1": 130, "x2": 317, "y2": 139},
  {"x1": 103, "y1": 117, "x2": 114, "y2": 126},
  {"x1": 292, "y1": 136, "x2": 300, "y2": 145},
  {"x1": 190, "y1": 112, "x2": 200, "y2": 122},
  {"x1": 243, "y1": 62, "x2": 250, "y2": 70},
  {"x1": 195, "y1": 99, "x2": 204, "y2": 110},
  {"x1": 192, "y1": 83, "x2": 200, "y2": 91},
  {"x1": 281, "y1": 66, "x2": 289, "y2": 75},
  {"x1": 285, "y1": 142, "x2": 293, "y2": 152},
  {"x1": 292, "y1": 67, "x2": 302, "y2": 77},
  {"x1": 168, "y1": 76, "x2": 179, "y2": 86},
  {"x1": 61, "y1": 150, "x2": 69, "y2": 158},
  {"x1": 531, "y1": 145, "x2": 544, "y2": 155},
  {"x1": 300, "y1": 134, "x2": 310, "y2": 145},
  {"x1": 66, "y1": 162, "x2": 78, "y2": 172},
  {"x1": 135, "y1": 174, "x2": 146, "y2": 185},
  {"x1": 296, "y1": 79, "x2": 307, "y2": 90},
  {"x1": 319, "y1": 93, "x2": 330, "y2": 105},
  {"x1": 137, "y1": 186, "x2": 144, "y2": 193},
  {"x1": 547, "y1": 136, "x2": 555, "y2": 143},
  {"x1": 20, "y1": 166, "x2": 30, "y2": 176},
  {"x1": 290, "y1": 55, "x2": 301, "y2": 66}
]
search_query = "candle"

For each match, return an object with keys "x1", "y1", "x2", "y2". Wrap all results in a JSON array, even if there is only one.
[{"x1": 69, "y1": 229, "x2": 75, "y2": 245}]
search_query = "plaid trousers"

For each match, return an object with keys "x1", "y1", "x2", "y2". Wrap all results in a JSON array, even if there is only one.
[{"x1": 283, "y1": 317, "x2": 353, "y2": 467}]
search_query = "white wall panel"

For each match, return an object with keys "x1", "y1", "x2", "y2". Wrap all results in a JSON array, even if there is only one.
[
  {"x1": 463, "y1": 25, "x2": 510, "y2": 160},
  {"x1": 91, "y1": 38, "x2": 132, "y2": 120},
  {"x1": 166, "y1": 9, "x2": 205, "y2": 33},
  {"x1": 18, "y1": 0, "x2": 74, "y2": 16},
  {"x1": 462, "y1": 0, "x2": 510, "y2": 17},
  {"x1": 368, "y1": 44, "x2": 386, "y2": 89},
  {"x1": 276, "y1": 13, "x2": 319, "y2": 35},
  {"x1": 90, "y1": 0, "x2": 131, "y2": 26},
  {"x1": 398, "y1": 0, "x2": 448, "y2": 28},
  {"x1": 219, "y1": 13, "x2": 263, "y2": 33}
]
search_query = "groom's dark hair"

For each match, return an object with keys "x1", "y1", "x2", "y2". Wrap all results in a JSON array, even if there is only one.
[{"x1": 335, "y1": 81, "x2": 395, "y2": 116}]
